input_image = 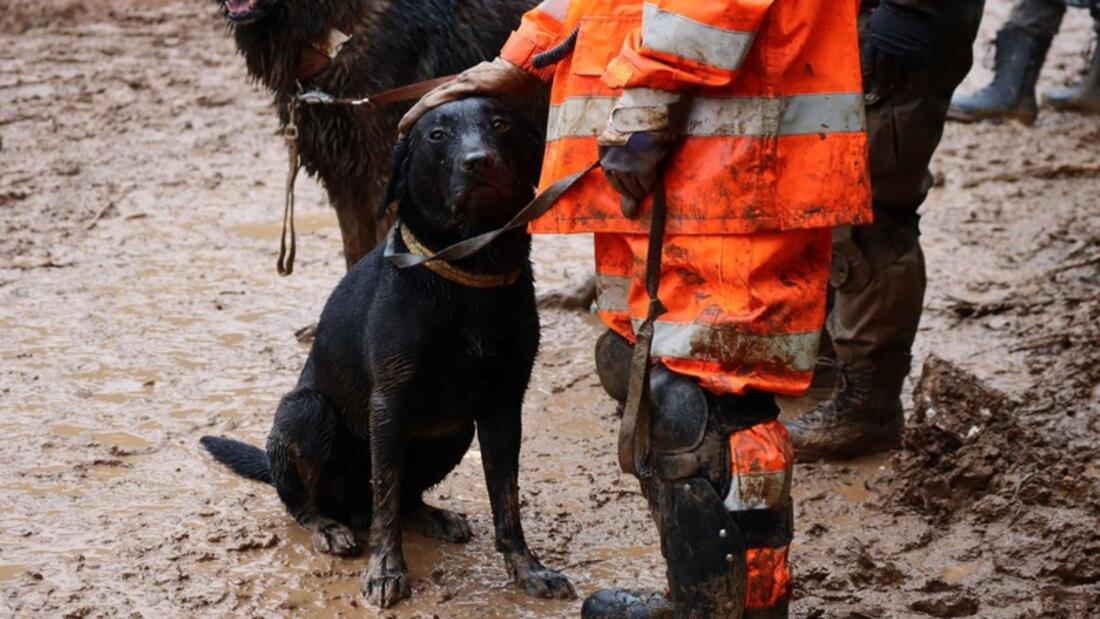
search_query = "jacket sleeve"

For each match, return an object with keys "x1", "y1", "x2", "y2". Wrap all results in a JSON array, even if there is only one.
[
  {"x1": 603, "y1": 0, "x2": 776, "y2": 91},
  {"x1": 500, "y1": 0, "x2": 570, "y2": 82}
]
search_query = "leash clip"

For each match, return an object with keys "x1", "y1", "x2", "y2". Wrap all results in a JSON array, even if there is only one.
[
  {"x1": 297, "y1": 89, "x2": 374, "y2": 107},
  {"x1": 285, "y1": 99, "x2": 300, "y2": 141}
]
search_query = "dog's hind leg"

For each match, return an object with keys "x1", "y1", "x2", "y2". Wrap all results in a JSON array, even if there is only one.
[
  {"x1": 267, "y1": 387, "x2": 362, "y2": 557},
  {"x1": 401, "y1": 423, "x2": 476, "y2": 544}
]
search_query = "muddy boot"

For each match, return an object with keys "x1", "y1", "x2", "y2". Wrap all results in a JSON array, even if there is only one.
[
  {"x1": 948, "y1": 25, "x2": 1051, "y2": 124},
  {"x1": 786, "y1": 222, "x2": 925, "y2": 461},
  {"x1": 784, "y1": 354, "x2": 907, "y2": 461},
  {"x1": 581, "y1": 589, "x2": 674, "y2": 619},
  {"x1": 1044, "y1": 37, "x2": 1100, "y2": 115}
]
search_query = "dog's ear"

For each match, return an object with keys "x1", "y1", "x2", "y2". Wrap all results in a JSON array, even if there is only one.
[{"x1": 379, "y1": 133, "x2": 412, "y2": 219}]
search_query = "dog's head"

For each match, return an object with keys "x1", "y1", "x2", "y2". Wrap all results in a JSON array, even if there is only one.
[
  {"x1": 384, "y1": 97, "x2": 544, "y2": 235},
  {"x1": 214, "y1": 0, "x2": 284, "y2": 25}
]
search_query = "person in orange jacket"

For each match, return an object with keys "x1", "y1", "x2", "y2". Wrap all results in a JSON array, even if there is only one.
[{"x1": 400, "y1": 1, "x2": 871, "y2": 616}]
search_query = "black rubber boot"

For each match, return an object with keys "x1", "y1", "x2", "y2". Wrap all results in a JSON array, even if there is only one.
[
  {"x1": 581, "y1": 589, "x2": 675, "y2": 619},
  {"x1": 948, "y1": 25, "x2": 1052, "y2": 124},
  {"x1": 1044, "y1": 36, "x2": 1100, "y2": 115}
]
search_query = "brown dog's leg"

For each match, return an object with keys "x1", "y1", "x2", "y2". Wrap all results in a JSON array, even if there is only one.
[
  {"x1": 477, "y1": 412, "x2": 576, "y2": 600},
  {"x1": 334, "y1": 202, "x2": 395, "y2": 270}
]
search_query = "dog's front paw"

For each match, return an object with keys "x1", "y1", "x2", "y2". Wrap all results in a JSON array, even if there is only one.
[
  {"x1": 310, "y1": 520, "x2": 361, "y2": 557},
  {"x1": 363, "y1": 554, "x2": 411, "y2": 608},
  {"x1": 512, "y1": 560, "x2": 576, "y2": 600}
]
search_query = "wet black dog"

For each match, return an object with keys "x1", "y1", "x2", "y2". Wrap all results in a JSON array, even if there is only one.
[
  {"x1": 212, "y1": 0, "x2": 538, "y2": 267},
  {"x1": 201, "y1": 97, "x2": 574, "y2": 608}
]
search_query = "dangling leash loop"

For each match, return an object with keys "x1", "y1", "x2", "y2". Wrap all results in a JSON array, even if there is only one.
[{"x1": 278, "y1": 98, "x2": 301, "y2": 276}]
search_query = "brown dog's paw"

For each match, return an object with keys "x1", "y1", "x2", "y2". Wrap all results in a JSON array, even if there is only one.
[
  {"x1": 310, "y1": 521, "x2": 361, "y2": 557},
  {"x1": 409, "y1": 504, "x2": 473, "y2": 544},
  {"x1": 363, "y1": 555, "x2": 411, "y2": 608},
  {"x1": 515, "y1": 563, "x2": 577, "y2": 600}
]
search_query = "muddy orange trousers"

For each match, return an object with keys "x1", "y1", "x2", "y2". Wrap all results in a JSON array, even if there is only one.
[
  {"x1": 594, "y1": 229, "x2": 829, "y2": 613},
  {"x1": 594, "y1": 230, "x2": 831, "y2": 397}
]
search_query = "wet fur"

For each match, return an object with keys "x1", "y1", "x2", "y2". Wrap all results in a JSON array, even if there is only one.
[
  {"x1": 201, "y1": 98, "x2": 573, "y2": 608},
  {"x1": 214, "y1": 0, "x2": 540, "y2": 267}
]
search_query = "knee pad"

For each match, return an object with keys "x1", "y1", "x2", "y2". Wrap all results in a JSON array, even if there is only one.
[
  {"x1": 646, "y1": 366, "x2": 730, "y2": 485},
  {"x1": 649, "y1": 365, "x2": 709, "y2": 455},
  {"x1": 594, "y1": 329, "x2": 633, "y2": 403}
]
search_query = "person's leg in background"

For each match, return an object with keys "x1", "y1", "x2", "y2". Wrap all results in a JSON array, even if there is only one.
[
  {"x1": 950, "y1": 0, "x2": 1061, "y2": 123},
  {"x1": 585, "y1": 230, "x2": 830, "y2": 617},
  {"x1": 1044, "y1": 4, "x2": 1100, "y2": 113},
  {"x1": 786, "y1": 1, "x2": 986, "y2": 461}
]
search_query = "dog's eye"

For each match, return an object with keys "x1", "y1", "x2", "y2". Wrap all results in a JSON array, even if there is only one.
[
  {"x1": 492, "y1": 118, "x2": 511, "y2": 132},
  {"x1": 428, "y1": 129, "x2": 447, "y2": 142}
]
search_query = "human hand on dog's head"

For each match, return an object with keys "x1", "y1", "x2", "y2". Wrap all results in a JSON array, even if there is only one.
[{"x1": 398, "y1": 58, "x2": 538, "y2": 136}]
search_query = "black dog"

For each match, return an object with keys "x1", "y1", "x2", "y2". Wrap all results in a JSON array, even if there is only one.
[
  {"x1": 201, "y1": 97, "x2": 574, "y2": 608},
  {"x1": 213, "y1": 0, "x2": 538, "y2": 268}
]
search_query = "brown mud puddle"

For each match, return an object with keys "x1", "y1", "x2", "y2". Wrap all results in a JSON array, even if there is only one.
[{"x1": 2, "y1": 0, "x2": 1098, "y2": 616}]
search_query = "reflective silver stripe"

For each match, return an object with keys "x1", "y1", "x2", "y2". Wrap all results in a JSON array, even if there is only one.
[
  {"x1": 724, "y1": 470, "x2": 790, "y2": 511},
  {"x1": 548, "y1": 97, "x2": 615, "y2": 141},
  {"x1": 596, "y1": 274, "x2": 631, "y2": 313},
  {"x1": 536, "y1": 0, "x2": 569, "y2": 22},
  {"x1": 638, "y1": 320, "x2": 819, "y2": 373},
  {"x1": 642, "y1": 3, "x2": 755, "y2": 71},
  {"x1": 547, "y1": 93, "x2": 865, "y2": 141}
]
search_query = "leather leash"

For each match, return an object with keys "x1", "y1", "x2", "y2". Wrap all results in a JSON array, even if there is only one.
[
  {"x1": 277, "y1": 74, "x2": 458, "y2": 276},
  {"x1": 384, "y1": 161, "x2": 599, "y2": 269},
  {"x1": 278, "y1": 103, "x2": 300, "y2": 276},
  {"x1": 618, "y1": 177, "x2": 667, "y2": 479}
]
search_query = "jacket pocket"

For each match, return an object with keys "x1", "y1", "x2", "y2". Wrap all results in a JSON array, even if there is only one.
[{"x1": 572, "y1": 15, "x2": 637, "y2": 77}]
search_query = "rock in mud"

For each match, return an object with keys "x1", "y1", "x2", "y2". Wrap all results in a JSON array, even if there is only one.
[{"x1": 897, "y1": 355, "x2": 1019, "y2": 518}]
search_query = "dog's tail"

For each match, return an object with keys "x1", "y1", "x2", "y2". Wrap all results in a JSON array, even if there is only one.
[{"x1": 200, "y1": 436, "x2": 273, "y2": 485}]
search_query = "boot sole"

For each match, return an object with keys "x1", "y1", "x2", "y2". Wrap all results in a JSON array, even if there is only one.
[
  {"x1": 790, "y1": 428, "x2": 903, "y2": 463},
  {"x1": 1043, "y1": 99, "x2": 1100, "y2": 115},
  {"x1": 947, "y1": 107, "x2": 1037, "y2": 125}
]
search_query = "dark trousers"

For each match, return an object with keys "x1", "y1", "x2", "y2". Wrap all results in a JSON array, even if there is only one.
[
  {"x1": 828, "y1": 1, "x2": 985, "y2": 362},
  {"x1": 1009, "y1": 0, "x2": 1100, "y2": 36}
]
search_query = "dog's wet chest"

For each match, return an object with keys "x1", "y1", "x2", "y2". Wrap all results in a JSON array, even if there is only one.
[{"x1": 408, "y1": 307, "x2": 535, "y2": 427}]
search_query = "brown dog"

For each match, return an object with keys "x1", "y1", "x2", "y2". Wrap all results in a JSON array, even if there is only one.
[{"x1": 213, "y1": 0, "x2": 539, "y2": 268}]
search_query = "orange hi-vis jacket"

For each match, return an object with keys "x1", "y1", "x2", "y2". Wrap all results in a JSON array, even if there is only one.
[{"x1": 501, "y1": 0, "x2": 873, "y2": 235}]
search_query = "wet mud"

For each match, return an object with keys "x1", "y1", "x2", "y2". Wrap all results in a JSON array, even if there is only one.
[{"x1": 1, "y1": 1, "x2": 1098, "y2": 616}]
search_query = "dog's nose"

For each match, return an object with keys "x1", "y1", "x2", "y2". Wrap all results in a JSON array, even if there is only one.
[{"x1": 462, "y1": 151, "x2": 497, "y2": 172}]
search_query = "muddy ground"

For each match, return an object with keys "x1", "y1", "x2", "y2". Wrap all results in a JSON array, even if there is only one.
[{"x1": 1, "y1": 1, "x2": 1097, "y2": 617}]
